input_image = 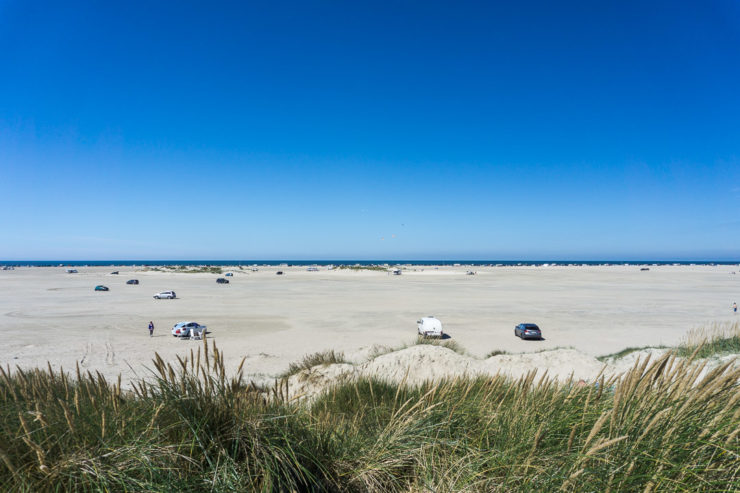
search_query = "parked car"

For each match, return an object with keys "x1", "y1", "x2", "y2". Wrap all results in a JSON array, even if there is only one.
[
  {"x1": 172, "y1": 321, "x2": 206, "y2": 337},
  {"x1": 514, "y1": 323, "x2": 542, "y2": 340},
  {"x1": 111, "y1": 271, "x2": 119, "y2": 275},
  {"x1": 224, "y1": 272, "x2": 233, "y2": 277},
  {"x1": 417, "y1": 316, "x2": 444, "y2": 338},
  {"x1": 94, "y1": 285, "x2": 109, "y2": 291},
  {"x1": 66, "y1": 269, "x2": 78, "y2": 273},
  {"x1": 153, "y1": 290, "x2": 176, "y2": 299},
  {"x1": 216, "y1": 277, "x2": 229, "y2": 284},
  {"x1": 126, "y1": 279, "x2": 139, "y2": 285},
  {"x1": 276, "y1": 271, "x2": 284, "y2": 275}
]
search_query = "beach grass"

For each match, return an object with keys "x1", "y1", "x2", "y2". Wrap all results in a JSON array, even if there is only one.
[
  {"x1": 279, "y1": 349, "x2": 347, "y2": 378},
  {"x1": 597, "y1": 322, "x2": 740, "y2": 362},
  {"x1": 1, "y1": 339, "x2": 738, "y2": 491},
  {"x1": 677, "y1": 322, "x2": 740, "y2": 358},
  {"x1": 597, "y1": 345, "x2": 666, "y2": 362}
]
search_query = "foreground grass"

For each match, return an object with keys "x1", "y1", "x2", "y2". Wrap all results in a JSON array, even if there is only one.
[{"x1": 1, "y1": 340, "x2": 738, "y2": 492}]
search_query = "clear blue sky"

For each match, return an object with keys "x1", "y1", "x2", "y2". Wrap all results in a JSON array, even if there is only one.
[{"x1": 1, "y1": 1, "x2": 739, "y2": 260}]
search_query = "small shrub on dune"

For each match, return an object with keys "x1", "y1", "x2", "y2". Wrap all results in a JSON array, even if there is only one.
[
  {"x1": 414, "y1": 335, "x2": 466, "y2": 355},
  {"x1": 280, "y1": 350, "x2": 347, "y2": 378},
  {"x1": 677, "y1": 321, "x2": 740, "y2": 358}
]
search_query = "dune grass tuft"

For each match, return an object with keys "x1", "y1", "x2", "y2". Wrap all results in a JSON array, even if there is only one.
[
  {"x1": 413, "y1": 335, "x2": 466, "y2": 355},
  {"x1": 677, "y1": 322, "x2": 740, "y2": 358},
  {"x1": 280, "y1": 349, "x2": 347, "y2": 378}
]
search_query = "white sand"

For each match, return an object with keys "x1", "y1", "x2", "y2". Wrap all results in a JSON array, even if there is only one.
[{"x1": 1, "y1": 264, "x2": 738, "y2": 386}]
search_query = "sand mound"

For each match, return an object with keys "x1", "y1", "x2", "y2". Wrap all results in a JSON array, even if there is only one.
[
  {"x1": 361, "y1": 345, "x2": 480, "y2": 383},
  {"x1": 483, "y1": 349, "x2": 607, "y2": 381},
  {"x1": 287, "y1": 345, "x2": 610, "y2": 401},
  {"x1": 285, "y1": 344, "x2": 739, "y2": 402}
]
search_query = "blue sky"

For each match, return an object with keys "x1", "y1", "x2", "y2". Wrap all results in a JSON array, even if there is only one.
[{"x1": 1, "y1": 1, "x2": 739, "y2": 260}]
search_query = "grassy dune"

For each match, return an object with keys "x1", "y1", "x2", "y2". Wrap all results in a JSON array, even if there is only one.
[{"x1": 1, "y1": 338, "x2": 738, "y2": 491}]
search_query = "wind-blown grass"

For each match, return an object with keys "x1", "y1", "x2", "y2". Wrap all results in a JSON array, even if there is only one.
[
  {"x1": 280, "y1": 349, "x2": 347, "y2": 378},
  {"x1": 677, "y1": 322, "x2": 740, "y2": 358},
  {"x1": 413, "y1": 335, "x2": 466, "y2": 354},
  {"x1": 1, "y1": 339, "x2": 738, "y2": 491},
  {"x1": 597, "y1": 345, "x2": 668, "y2": 362}
]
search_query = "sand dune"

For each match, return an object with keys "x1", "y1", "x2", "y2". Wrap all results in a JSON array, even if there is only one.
[{"x1": 286, "y1": 344, "x2": 739, "y2": 402}]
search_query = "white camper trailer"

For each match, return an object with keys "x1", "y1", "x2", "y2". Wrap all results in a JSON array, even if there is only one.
[{"x1": 417, "y1": 316, "x2": 444, "y2": 338}]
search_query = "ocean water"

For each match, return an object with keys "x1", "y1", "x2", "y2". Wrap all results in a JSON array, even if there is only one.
[{"x1": 0, "y1": 260, "x2": 737, "y2": 267}]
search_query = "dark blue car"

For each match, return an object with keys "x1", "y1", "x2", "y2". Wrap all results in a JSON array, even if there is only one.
[{"x1": 514, "y1": 323, "x2": 542, "y2": 340}]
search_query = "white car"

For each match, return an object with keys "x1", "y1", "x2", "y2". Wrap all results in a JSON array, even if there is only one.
[
  {"x1": 153, "y1": 290, "x2": 176, "y2": 299},
  {"x1": 417, "y1": 316, "x2": 444, "y2": 338},
  {"x1": 172, "y1": 321, "x2": 206, "y2": 337}
]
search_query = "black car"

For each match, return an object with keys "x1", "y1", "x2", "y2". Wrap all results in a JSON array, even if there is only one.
[
  {"x1": 111, "y1": 271, "x2": 119, "y2": 275},
  {"x1": 216, "y1": 277, "x2": 229, "y2": 284},
  {"x1": 126, "y1": 279, "x2": 139, "y2": 285},
  {"x1": 514, "y1": 323, "x2": 542, "y2": 340},
  {"x1": 276, "y1": 271, "x2": 284, "y2": 275}
]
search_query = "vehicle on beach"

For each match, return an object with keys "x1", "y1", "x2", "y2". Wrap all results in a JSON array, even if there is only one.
[
  {"x1": 66, "y1": 269, "x2": 78, "y2": 273},
  {"x1": 94, "y1": 285, "x2": 109, "y2": 291},
  {"x1": 153, "y1": 290, "x2": 176, "y2": 299},
  {"x1": 224, "y1": 272, "x2": 233, "y2": 276},
  {"x1": 110, "y1": 271, "x2": 119, "y2": 275},
  {"x1": 216, "y1": 277, "x2": 229, "y2": 284},
  {"x1": 172, "y1": 321, "x2": 206, "y2": 337},
  {"x1": 307, "y1": 267, "x2": 319, "y2": 272},
  {"x1": 391, "y1": 268, "x2": 402, "y2": 275},
  {"x1": 417, "y1": 316, "x2": 444, "y2": 338},
  {"x1": 126, "y1": 279, "x2": 139, "y2": 285},
  {"x1": 276, "y1": 271, "x2": 284, "y2": 275},
  {"x1": 514, "y1": 323, "x2": 542, "y2": 340}
]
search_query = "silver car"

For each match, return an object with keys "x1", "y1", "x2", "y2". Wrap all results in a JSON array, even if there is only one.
[{"x1": 153, "y1": 290, "x2": 176, "y2": 299}]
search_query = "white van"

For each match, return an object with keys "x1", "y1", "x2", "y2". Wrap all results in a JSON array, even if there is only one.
[{"x1": 417, "y1": 316, "x2": 444, "y2": 338}]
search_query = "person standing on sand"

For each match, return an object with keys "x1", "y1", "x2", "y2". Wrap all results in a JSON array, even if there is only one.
[
  {"x1": 149, "y1": 321, "x2": 154, "y2": 337},
  {"x1": 734, "y1": 302, "x2": 737, "y2": 314}
]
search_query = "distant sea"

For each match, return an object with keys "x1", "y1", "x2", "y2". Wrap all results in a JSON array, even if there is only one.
[{"x1": 1, "y1": 260, "x2": 738, "y2": 267}]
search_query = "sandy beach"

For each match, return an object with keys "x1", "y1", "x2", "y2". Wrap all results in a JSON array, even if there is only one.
[{"x1": 1, "y1": 264, "x2": 738, "y2": 384}]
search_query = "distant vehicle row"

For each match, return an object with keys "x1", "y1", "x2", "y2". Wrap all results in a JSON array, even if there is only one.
[
  {"x1": 417, "y1": 317, "x2": 544, "y2": 341},
  {"x1": 94, "y1": 280, "x2": 138, "y2": 291}
]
